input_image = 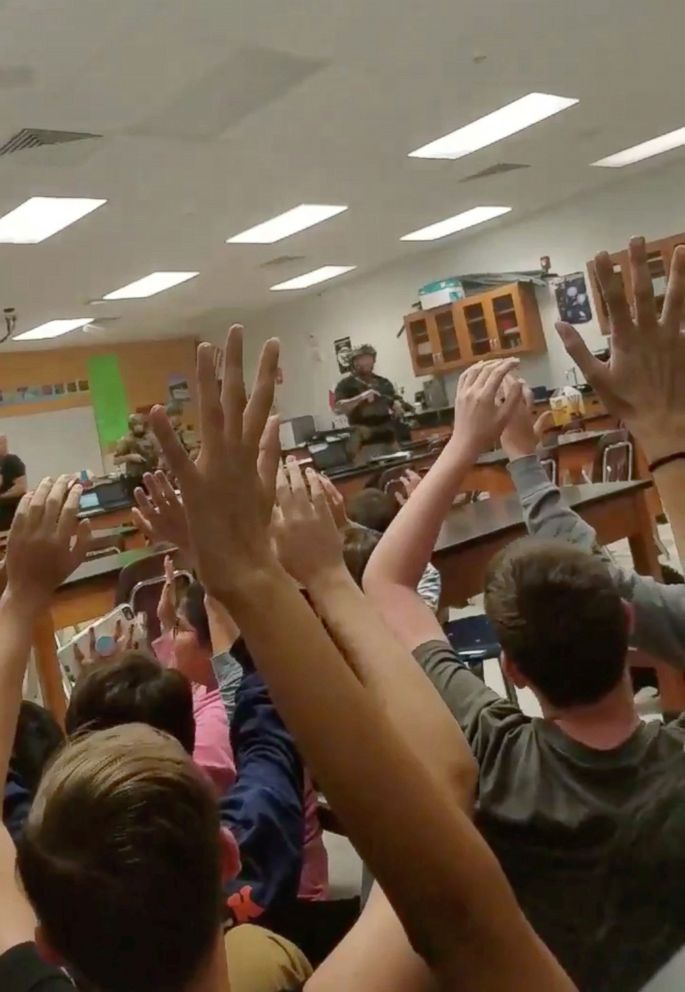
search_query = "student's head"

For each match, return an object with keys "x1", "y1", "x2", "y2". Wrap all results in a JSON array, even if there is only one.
[
  {"x1": 12, "y1": 701, "x2": 64, "y2": 795},
  {"x1": 342, "y1": 523, "x2": 380, "y2": 587},
  {"x1": 128, "y1": 413, "x2": 146, "y2": 437},
  {"x1": 166, "y1": 402, "x2": 183, "y2": 429},
  {"x1": 65, "y1": 651, "x2": 196, "y2": 754},
  {"x1": 351, "y1": 344, "x2": 376, "y2": 376},
  {"x1": 173, "y1": 581, "x2": 213, "y2": 686},
  {"x1": 484, "y1": 538, "x2": 630, "y2": 710},
  {"x1": 347, "y1": 488, "x2": 398, "y2": 534},
  {"x1": 18, "y1": 724, "x2": 239, "y2": 992}
]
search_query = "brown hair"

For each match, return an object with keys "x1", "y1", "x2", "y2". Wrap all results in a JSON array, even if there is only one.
[
  {"x1": 346, "y1": 488, "x2": 398, "y2": 534},
  {"x1": 65, "y1": 651, "x2": 196, "y2": 754},
  {"x1": 484, "y1": 538, "x2": 628, "y2": 707},
  {"x1": 342, "y1": 523, "x2": 381, "y2": 587},
  {"x1": 18, "y1": 724, "x2": 223, "y2": 992}
]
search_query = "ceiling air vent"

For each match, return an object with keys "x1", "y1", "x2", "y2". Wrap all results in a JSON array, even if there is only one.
[
  {"x1": 260, "y1": 254, "x2": 306, "y2": 269},
  {"x1": 460, "y1": 162, "x2": 529, "y2": 182},
  {"x1": 0, "y1": 128, "x2": 102, "y2": 157}
]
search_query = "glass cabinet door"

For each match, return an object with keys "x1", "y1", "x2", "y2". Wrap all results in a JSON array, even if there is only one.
[
  {"x1": 434, "y1": 307, "x2": 461, "y2": 364},
  {"x1": 493, "y1": 292, "x2": 522, "y2": 350},
  {"x1": 406, "y1": 316, "x2": 436, "y2": 371},
  {"x1": 463, "y1": 301, "x2": 493, "y2": 357}
]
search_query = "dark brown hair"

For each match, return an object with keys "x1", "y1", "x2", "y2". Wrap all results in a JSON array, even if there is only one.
[
  {"x1": 65, "y1": 651, "x2": 195, "y2": 754},
  {"x1": 18, "y1": 724, "x2": 223, "y2": 992},
  {"x1": 346, "y1": 488, "x2": 398, "y2": 534},
  {"x1": 484, "y1": 538, "x2": 628, "y2": 707},
  {"x1": 342, "y1": 524, "x2": 381, "y2": 587}
]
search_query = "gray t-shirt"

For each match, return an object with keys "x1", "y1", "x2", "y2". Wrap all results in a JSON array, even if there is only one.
[{"x1": 415, "y1": 639, "x2": 685, "y2": 992}]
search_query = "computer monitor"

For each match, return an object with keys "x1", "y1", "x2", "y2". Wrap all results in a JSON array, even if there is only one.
[
  {"x1": 308, "y1": 440, "x2": 350, "y2": 474},
  {"x1": 79, "y1": 491, "x2": 101, "y2": 512},
  {"x1": 96, "y1": 478, "x2": 129, "y2": 508}
]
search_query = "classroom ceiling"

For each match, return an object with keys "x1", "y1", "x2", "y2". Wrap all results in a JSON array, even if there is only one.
[{"x1": 0, "y1": 0, "x2": 683, "y2": 349}]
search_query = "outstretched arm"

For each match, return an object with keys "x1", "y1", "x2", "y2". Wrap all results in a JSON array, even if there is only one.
[
  {"x1": 274, "y1": 457, "x2": 476, "y2": 808},
  {"x1": 363, "y1": 359, "x2": 521, "y2": 652},
  {"x1": 151, "y1": 328, "x2": 574, "y2": 991}
]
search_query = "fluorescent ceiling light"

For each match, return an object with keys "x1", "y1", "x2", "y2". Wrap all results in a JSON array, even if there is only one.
[
  {"x1": 409, "y1": 92, "x2": 578, "y2": 160},
  {"x1": 14, "y1": 318, "x2": 93, "y2": 341},
  {"x1": 400, "y1": 205, "x2": 512, "y2": 242},
  {"x1": 227, "y1": 204, "x2": 348, "y2": 244},
  {"x1": 103, "y1": 271, "x2": 199, "y2": 300},
  {"x1": 592, "y1": 127, "x2": 685, "y2": 167},
  {"x1": 0, "y1": 197, "x2": 106, "y2": 244},
  {"x1": 270, "y1": 265, "x2": 356, "y2": 291}
]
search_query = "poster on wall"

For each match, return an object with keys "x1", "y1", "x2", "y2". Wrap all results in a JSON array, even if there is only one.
[
  {"x1": 168, "y1": 374, "x2": 191, "y2": 403},
  {"x1": 334, "y1": 336, "x2": 352, "y2": 373},
  {"x1": 553, "y1": 272, "x2": 592, "y2": 324}
]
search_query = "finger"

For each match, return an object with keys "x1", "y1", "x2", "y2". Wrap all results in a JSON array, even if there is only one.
[
  {"x1": 244, "y1": 338, "x2": 280, "y2": 450},
  {"x1": 628, "y1": 236, "x2": 657, "y2": 328},
  {"x1": 44, "y1": 475, "x2": 71, "y2": 525},
  {"x1": 71, "y1": 519, "x2": 92, "y2": 567},
  {"x1": 164, "y1": 554, "x2": 174, "y2": 582},
  {"x1": 149, "y1": 406, "x2": 195, "y2": 486},
  {"x1": 395, "y1": 491, "x2": 407, "y2": 507},
  {"x1": 457, "y1": 362, "x2": 483, "y2": 392},
  {"x1": 307, "y1": 469, "x2": 335, "y2": 523},
  {"x1": 257, "y1": 414, "x2": 281, "y2": 513},
  {"x1": 220, "y1": 326, "x2": 247, "y2": 446},
  {"x1": 126, "y1": 622, "x2": 135, "y2": 650},
  {"x1": 197, "y1": 342, "x2": 226, "y2": 451},
  {"x1": 285, "y1": 456, "x2": 309, "y2": 510},
  {"x1": 480, "y1": 358, "x2": 521, "y2": 399},
  {"x1": 73, "y1": 642, "x2": 84, "y2": 664},
  {"x1": 131, "y1": 507, "x2": 154, "y2": 540},
  {"x1": 496, "y1": 378, "x2": 524, "y2": 429},
  {"x1": 89, "y1": 626, "x2": 96, "y2": 655},
  {"x1": 56, "y1": 482, "x2": 82, "y2": 545},
  {"x1": 28, "y1": 477, "x2": 53, "y2": 527},
  {"x1": 143, "y1": 471, "x2": 164, "y2": 508},
  {"x1": 555, "y1": 322, "x2": 614, "y2": 393},
  {"x1": 594, "y1": 251, "x2": 633, "y2": 342},
  {"x1": 662, "y1": 243, "x2": 685, "y2": 331},
  {"x1": 156, "y1": 471, "x2": 178, "y2": 504},
  {"x1": 275, "y1": 462, "x2": 293, "y2": 513},
  {"x1": 7, "y1": 492, "x2": 32, "y2": 541}
]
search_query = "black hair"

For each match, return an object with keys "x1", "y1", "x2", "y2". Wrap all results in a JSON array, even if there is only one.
[
  {"x1": 65, "y1": 651, "x2": 196, "y2": 754},
  {"x1": 12, "y1": 701, "x2": 65, "y2": 795},
  {"x1": 346, "y1": 488, "x2": 398, "y2": 535},
  {"x1": 179, "y1": 581, "x2": 211, "y2": 649}
]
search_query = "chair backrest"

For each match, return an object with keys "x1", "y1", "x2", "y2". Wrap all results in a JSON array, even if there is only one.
[
  {"x1": 590, "y1": 430, "x2": 632, "y2": 483},
  {"x1": 115, "y1": 546, "x2": 192, "y2": 642}
]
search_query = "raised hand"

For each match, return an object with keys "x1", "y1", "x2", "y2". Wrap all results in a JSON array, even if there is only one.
[
  {"x1": 272, "y1": 458, "x2": 343, "y2": 587},
  {"x1": 556, "y1": 237, "x2": 685, "y2": 460},
  {"x1": 157, "y1": 554, "x2": 178, "y2": 633},
  {"x1": 5, "y1": 476, "x2": 91, "y2": 608},
  {"x1": 149, "y1": 325, "x2": 280, "y2": 602},
  {"x1": 499, "y1": 377, "x2": 538, "y2": 461},
  {"x1": 317, "y1": 472, "x2": 349, "y2": 530},
  {"x1": 394, "y1": 469, "x2": 422, "y2": 506},
  {"x1": 73, "y1": 618, "x2": 139, "y2": 667},
  {"x1": 133, "y1": 471, "x2": 191, "y2": 554},
  {"x1": 454, "y1": 358, "x2": 522, "y2": 457}
]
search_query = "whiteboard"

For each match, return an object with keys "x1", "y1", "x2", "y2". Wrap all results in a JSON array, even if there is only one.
[{"x1": 0, "y1": 406, "x2": 104, "y2": 485}]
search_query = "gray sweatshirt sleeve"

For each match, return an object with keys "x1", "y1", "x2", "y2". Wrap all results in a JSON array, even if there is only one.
[{"x1": 508, "y1": 454, "x2": 685, "y2": 669}]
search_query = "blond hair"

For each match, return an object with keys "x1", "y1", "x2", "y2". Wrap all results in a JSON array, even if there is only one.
[{"x1": 18, "y1": 723, "x2": 223, "y2": 992}]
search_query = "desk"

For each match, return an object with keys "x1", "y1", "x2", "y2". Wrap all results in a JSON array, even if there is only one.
[
  {"x1": 432, "y1": 480, "x2": 685, "y2": 712},
  {"x1": 330, "y1": 430, "x2": 609, "y2": 499},
  {"x1": 33, "y1": 547, "x2": 157, "y2": 725},
  {"x1": 79, "y1": 505, "x2": 144, "y2": 547}
]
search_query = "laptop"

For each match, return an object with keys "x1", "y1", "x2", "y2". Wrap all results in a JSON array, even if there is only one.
[
  {"x1": 308, "y1": 440, "x2": 351, "y2": 474},
  {"x1": 96, "y1": 478, "x2": 131, "y2": 509},
  {"x1": 78, "y1": 490, "x2": 101, "y2": 516}
]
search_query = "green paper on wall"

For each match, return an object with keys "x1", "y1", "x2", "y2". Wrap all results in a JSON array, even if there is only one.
[{"x1": 87, "y1": 354, "x2": 129, "y2": 449}]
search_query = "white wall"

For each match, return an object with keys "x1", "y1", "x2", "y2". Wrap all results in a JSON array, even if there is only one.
[{"x1": 211, "y1": 158, "x2": 685, "y2": 422}]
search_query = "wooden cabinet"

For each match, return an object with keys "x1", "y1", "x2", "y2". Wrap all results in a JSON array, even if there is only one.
[
  {"x1": 404, "y1": 282, "x2": 545, "y2": 376},
  {"x1": 587, "y1": 232, "x2": 685, "y2": 335}
]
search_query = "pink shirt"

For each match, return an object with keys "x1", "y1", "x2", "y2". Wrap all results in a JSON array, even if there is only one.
[
  {"x1": 153, "y1": 633, "x2": 236, "y2": 795},
  {"x1": 299, "y1": 775, "x2": 329, "y2": 901}
]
